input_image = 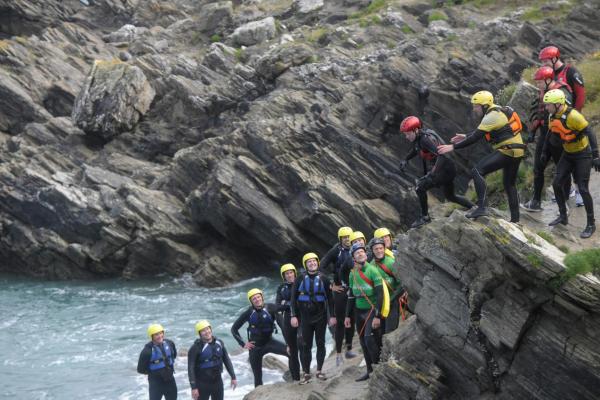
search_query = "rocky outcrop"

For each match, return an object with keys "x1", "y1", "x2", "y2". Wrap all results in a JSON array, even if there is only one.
[
  {"x1": 72, "y1": 60, "x2": 155, "y2": 141},
  {"x1": 232, "y1": 17, "x2": 277, "y2": 46},
  {"x1": 371, "y1": 213, "x2": 600, "y2": 399}
]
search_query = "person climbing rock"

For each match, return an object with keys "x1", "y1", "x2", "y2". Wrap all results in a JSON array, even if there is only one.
[
  {"x1": 275, "y1": 263, "x2": 302, "y2": 381},
  {"x1": 522, "y1": 66, "x2": 572, "y2": 212},
  {"x1": 188, "y1": 320, "x2": 236, "y2": 400},
  {"x1": 290, "y1": 253, "x2": 336, "y2": 384},
  {"x1": 438, "y1": 90, "x2": 525, "y2": 223},
  {"x1": 399, "y1": 115, "x2": 474, "y2": 227},
  {"x1": 137, "y1": 324, "x2": 178, "y2": 400},
  {"x1": 345, "y1": 243, "x2": 384, "y2": 382},
  {"x1": 231, "y1": 288, "x2": 287, "y2": 387},
  {"x1": 373, "y1": 227, "x2": 396, "y2": 259},
  {"x1": 319, "y1": 227, "x2": 357, "y2": 366},
  {"x1": 542, "y1": 89, "x2": 600, "y2": 238},
  {"x1": 369, "y1": 238, "x2": 406, "y2": 333}
]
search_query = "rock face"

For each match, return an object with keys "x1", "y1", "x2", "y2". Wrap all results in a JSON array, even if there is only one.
[
  {"x1": 371, "y1": 213, "x2": 600, "y2": 400},
  {"x1": 72, "y1": 60, "x2": 155, "y2": 141},
  {"x1": 1, "y1": 0, "x2": 600, "y2": 287}
]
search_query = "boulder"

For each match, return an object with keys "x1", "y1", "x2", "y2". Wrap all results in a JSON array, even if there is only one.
[
  {"x1": 231, "y1": 16, "x2": 277, "y2": 46},
  {"x1": 72, "y1": 60, "x2": 155, "y2": 141},
  {"x1": 195, "y1": 1, "x2": 234, "y2": 33}
]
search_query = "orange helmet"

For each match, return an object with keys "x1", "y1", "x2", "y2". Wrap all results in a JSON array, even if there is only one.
[
  {"x1": 533, "y1": 66, "x2": 554, "y2": 81},
  {"x1": 400, "y1": 116, "x2": 421, "y2": 133},
  {"x1": 538, "y1": 46, "x2": 560, "y2": 61}
]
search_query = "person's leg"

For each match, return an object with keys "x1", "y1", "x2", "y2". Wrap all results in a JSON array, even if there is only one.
[
  {"x1": 300, "y1": 318, "x2": 315, "y2": 374},
  {"x1": 549, "y1": 144, "x2": 571, "y2": 203},
  {"x1": 283, "y1": 314, "x2": 301, "y2": 380},
  {"x1": 333, "y1": 291, "x2": 347, "y2": 355},
  {"x1": 211, "y1": 378, "x2": 224, "y2": 400},
  {"x1": 362, "y1": 311, "x2": 382, "y2": 365},
  {"x1": 163, "y1": 377, "x2": 177, "y2": 400},
  {"x1": 354, "y1": 308, "x2": 373, "y2": 381},
  {"x1": 198, "y1": 382, "x2": 212, "y2": 400},
  {"x1": 249, "y1": 347, "x2": 265, "y2": 387},
  {"x1": 550, "y1": 155, "x2": 573, "y2": 224},
  {"x1": 531, "y1": 133, "x2": 549, "y2": 202},
  {"x1": 502, "y1": 156, "x2": 522, "y2": 223},
  {"x1": 148, "y1": 379, "x2": 162, "y2": 400},
  {"x1": 571, "y1": 155, "x2": 595, "y2": 237},
  {"x1": 315, "y1": 317, "x2": 328, "y2": 372},
  {"x1": 469, "y1": 152, "x2": 506, "y2": 217}
]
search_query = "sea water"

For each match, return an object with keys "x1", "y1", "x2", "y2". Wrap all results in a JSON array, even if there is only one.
[{"x1": 0, "y1": 273, "x2": 309, "y2": 400}]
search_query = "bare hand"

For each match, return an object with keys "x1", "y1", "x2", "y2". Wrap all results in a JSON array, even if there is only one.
[
  {"x1": 329, "y1": 317, "x2": 337, "y2": 327},
  {"x1": 331, "y1": 283, "x2": 344, "y2": 293},
  {"x1": 437, "y1": 144, "x2": 454, "y2": 155},
  {"x1": 192, "y1": 388, "x2": 199, "y2": 400},
  {"x1": 344, "y1": 317, "x2": 351, "y2": 328},
  {"x1": 243, "y1": 341, "x2": 255, "y2": 350},
  {"x1": 451, "y1": 134, "x2": 465, "y2": 144},
  {"x1": 291, "y1": 316, "x2": 299, "y2": 328},
  {"x1": 372, "y1": 317, "x2": 381, "y2": 329},
  {"x1": 231, "y1": 379, "x2": 237, "y2": 390}
]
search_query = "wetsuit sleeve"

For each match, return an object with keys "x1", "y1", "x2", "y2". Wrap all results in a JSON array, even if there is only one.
[
  {"x1": 584, "y1": 127, "x2": 599, "y2": 158},
  {"x1": 221, "y1": 342, "x2": 236, "y2": 380},
  {"x1": 290, "y1": 275, "x2": 302, "y2": 318},
  {"x1": 421, "y1": 134, "x2": 445, "y2": 174},
  {"x1": 231, "y1": 308, "x2": 252, "y2": 347},
  {"x1": 374, "y1": 285, "x2": 383, "y2": 318},
  {"x1": 169, "y1": 339, "x2": 177, "y2": 360},
  {"x1": 275, "y1": 284, "x2": 283, "y2": 305},
  {"x1": 567, "y1": 66, "x2": 585, "y2": 111},
  {"x1": 340, "y1": 258, "x2": 353, "y2": 287},
  {"x1": 137, "y1": 344, "x2": 151, "y2": 375},
  {"x1": 187, "y1": 342, "x2": 200, "y2": 389},
  {"x1": 453, "y1": 129, "x2": 485, "y2": 149},
  {"x1": 319, "y1": 245, "x2": 339, "y2": 279},
  {"x1": 404, "y1": 146, "x2": 418, "y2": 162},
  {"x1": 322, "y1": 276, "x2": 335, "y2": 316},
  {"x1": 267, "y1": 303, "x2": 284, "y2": 331}
]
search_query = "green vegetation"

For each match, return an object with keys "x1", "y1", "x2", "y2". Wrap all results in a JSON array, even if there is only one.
[
  {"x1": 234, "y1": 47, "x2": 245, "y2": 62},
  {"x1": 527, "y1": 253, "x2": 543, "y2": 268},
  {"x1": 428, "y1": 11, "x2": 448, "y2": 23},
  {"x1": 558, "y1": 245, "x2": 570, "y2": 254},
  {"x1": 210, "y1": 34, "x2": 221, "y2": 43},
  {"x1": 401, "y1": 25, "x2": 414, "y2": 34},
  {"x1": 550, "y1": 249, "x2": 600, "y2": 288},
  {"x1": 520, "y1": 1, "x2": 572, "y2": 22},
  {"x1": 524, "y1": 233, "x2": 539, "y2": 245},
  {"x1": 578, "y1": 52, "x2": 600, "y2": 124},
  {"x1": 306, "y1": 55, "x2": 319, "y2": 64},
  {"x1": 536, "y1": 231, "x2": 555, "y2": 245},
  {"x1": 497, "y1": 83, "x2": 517, "y2": 106},
  {"x1": 307, "y1": 27, "x2": 328, "y2": 44},
  {"x1": 349, "y1": 0, "x2": 387, "y2": 20}
]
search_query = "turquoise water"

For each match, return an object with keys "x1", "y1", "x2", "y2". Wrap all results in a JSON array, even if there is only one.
[{"x1": 0, "y1": 273, "x2": 291, "y2": 400}]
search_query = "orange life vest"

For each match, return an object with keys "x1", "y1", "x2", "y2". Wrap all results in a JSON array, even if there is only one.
[
  {"x1": 548, "y1": 107, "x2": 581, "y2": 143},
  {"x1": 484, "y1": 106, "x2": 523, "y2": 143}
]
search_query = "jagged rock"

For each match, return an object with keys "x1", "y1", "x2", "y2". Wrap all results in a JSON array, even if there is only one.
[
  {"x1": 195, "y1": 1, "x2": 234, "y2": 33},
  {"x1": 103, "y1": 24, "x2": 148, "y2": 43},
  {"x1": 255, "y1": 43, "x2": 313, "y2": 80},
  {"x1": 231, "y1": 16, "x2": 277, "y2": 46},
  {"x1": 295, "y1": 0, "x2": 324, "y2": 14},
  {"x1": 72, "y1": 60, "x2": 155, "y2": 141},
  {"x1": 204, "y1": 42, "x2": 238, "y2": 73}
]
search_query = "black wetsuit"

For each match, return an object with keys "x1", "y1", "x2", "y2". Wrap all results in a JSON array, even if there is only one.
[
  {"x1": 275, "y1": 281, "x2": 301, "y2": 381},
  {"x1": 404, "y1": 129, "x2": 474, "y2": 217},
  {"x1": 187, "y1": 337, "x2": 236, "y2": 400},
  {"x1": 137, "y1": 339, "x2": 178, "y2": 400},
  {"x1": 231, "y1": 303, "x2": 287, "y2": 387},
  {"x1": 320, "y1": 244, "x2": 355, "y2": 354},
  {"x1": 290, "y1": 272, "x2": 334, "y2": 374}
]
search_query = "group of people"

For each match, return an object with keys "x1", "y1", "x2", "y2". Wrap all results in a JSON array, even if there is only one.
[
  {"x1": 400, "y1": 45, "x2": 599, "y2": 238},
  {"x1": 137, "y1": 227, "x2": 406, "y2": 399},
  {"x1": 136, "y1": 45, "x2": 600, "y2": 400}
]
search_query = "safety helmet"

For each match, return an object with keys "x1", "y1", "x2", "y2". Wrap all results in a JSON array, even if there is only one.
[
  {"x1": 543, "y1": 89, "x2": 566, "y2": 105},
  {"x1": 195, "y1": 320, "x2": 211, "y2": 334},
  {"x1": 533, "y1": 66, "x2": 554, "y2": 81},
  {"x1": 280, "y1": 263, "x2": 297, "y2": 280},
  {"x1": 349, "y1": 231, "x2": 366, "y2": 243},
  {"x1": 399, "y1": 116, "x2": 421, "y2": 133},
  {"x1": 350, "y1": 242, "x2": 366, "y2": 257},
  {"x1": 147, "y1": 323, "x2": 165, "y2": 339},
  {"x1": 538, "y1": 46, "x2": 560, "y2": 61},
  {"x1": 470, "y1": 91, "x2": 494, "y2": 107},
  {"x1": 247, "y1": 288, "x2": 264, "y2": 303},
  {"x1": 337, "y1": 226, "x2": 353, "y2": 239},
  {"x1": 302, "y1": 252, "x2": 319, "y2": 267},
  {"x1": 370, "y1": 238, "x2": 386, "y2": 250},
  {"x1": 374, "y1": 227, "x2": 392, "y2": 239}
]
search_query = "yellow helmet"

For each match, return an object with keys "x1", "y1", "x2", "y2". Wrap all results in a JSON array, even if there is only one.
[
  {"x1": 247, "y1": 288, "x2": 264, "y2": 303},
  {"x1": 280, "y1": 263, "x2": 297, "y2": 279},
  {"x1": 147, "y1": 323, "x2": 165, "y2": 339},
  {"x1": 374, "y1": 227, "x2": 392, "y2": 239},
  {"x1": 195, "y1": 320, "x2": 211, "y2": 334},
  {"x1": 349, "y1": 231, "x2": 366, "y2": 243},
  {"x1": 471, "y1": 90, "x2": 494, "y2": 107},
  {"x1": 302, "y1": 252, "x2": 320, "y2": 267},
  {"x1": 337, "y1": 226, "x2": 353, "y2": 239},
  {"x1": 543, "y1": 89, "x2": 566, "y2": 105}
]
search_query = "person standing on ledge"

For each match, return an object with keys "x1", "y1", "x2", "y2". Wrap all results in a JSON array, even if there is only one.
[{"x1": 137, "y1": 323, "x2": 178, "y2": 400}]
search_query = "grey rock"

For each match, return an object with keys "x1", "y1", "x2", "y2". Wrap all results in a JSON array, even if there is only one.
[
  {"x1": 103, "y1": 24, "x2": 148, "y2": 43},
  {"x1": 195, "y1": 1, "x2": 234, "y2": 33},
  {"x1": 295, "y1": 0, "x2": 324, "y2": 14},
  {"x1": 231, "y1": 16, "x2": 277, "y2": 46}
]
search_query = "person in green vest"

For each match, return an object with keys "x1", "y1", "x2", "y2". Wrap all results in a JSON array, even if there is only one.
[
  {"x1": 345, "y1": 242, "x2": 383, "y2": 382},
  {"x1": 369, "y1": 238, "x2": 406, "y2": 334}
]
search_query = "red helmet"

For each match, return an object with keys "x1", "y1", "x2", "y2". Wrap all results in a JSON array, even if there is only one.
[
  {"x1": 538, "y1": 46, "x2": 560, "y2": 61},
  {"x1": 399, "y1": 116, "x2": 421, "y2": 133},
  {"x1": 533, "y1": 66, "x2": 554, "y2": 81}
]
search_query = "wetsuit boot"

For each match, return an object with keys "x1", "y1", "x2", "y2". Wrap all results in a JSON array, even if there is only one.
[
  {"x1": 549, "y1": 214, "x2": 568, "y2": 226},
  {"x1": 411, "y1": 215, "x2": 432, "y2": 228},
  {"x1": 581, "y1": 218, "x2": 596, "y2": 239}
]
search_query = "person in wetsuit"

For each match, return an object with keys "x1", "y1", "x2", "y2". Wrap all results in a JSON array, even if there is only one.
[
  {"x1": 319, "y1": 227, "x2": 357, "y2": 366},
  {"x1": 345, "y1": 243, "x2": 384, "y2": 382},
  {"x1": 399, "y1": 115, "x2": 474, "y2": 227},
  {"x1": 542, "y1": 89, "x2": 600, "y2": 238},
  {"x1": 137, "y1": 324, "x2": 178, "y2": 400},
  {"x1": 438, "y1": 90, "x2": 525, "y2": 223},
  {"x1": 231, "y1": 288, "x2": 287, "y2": 387},
  {"x1": 188, "y1": 320, "x2": 236, "y2": 400},
  {"x1": 275, "y1": 263, "x2": 301, "y2": 382},
  {"x1": 522, "y1": 66, "x2": 572, "y2": 212},
  {"x1": 290, "y1": 252, "x2": 336, "y2": 384}
]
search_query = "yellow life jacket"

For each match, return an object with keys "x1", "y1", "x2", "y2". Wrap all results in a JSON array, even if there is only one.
[{"x1": 548, "y1": 107, "x2": 590, "y2": 153}]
